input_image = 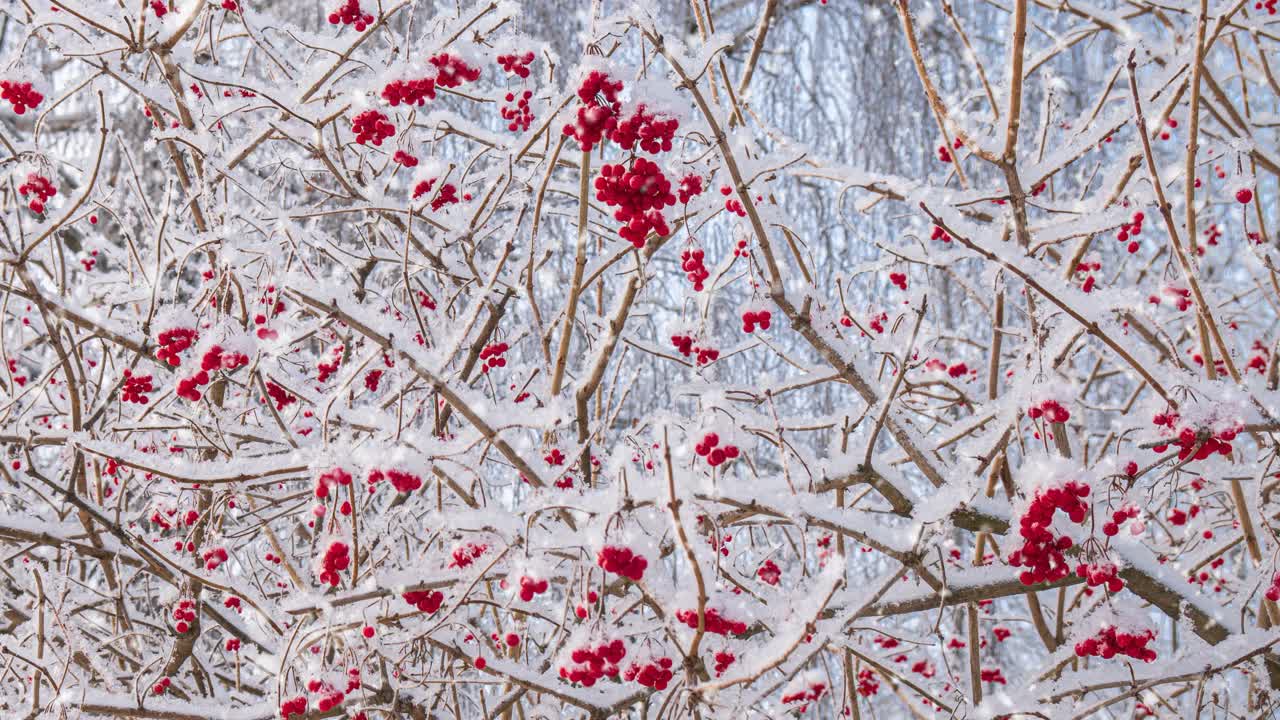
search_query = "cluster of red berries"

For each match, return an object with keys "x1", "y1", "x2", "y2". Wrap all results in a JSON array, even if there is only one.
[
  {"x1": 1166, "y1": 505, "x2": 1197, "y2": 526},
  {"x1": 206, "y1": 346, "x2": 249, "y2": 374},
  {"x1": 889, "y1": 272, "x2": 907, "y2": 290},
  {"x1": 450, "y1": 542, "x2": 487, "y2": 568},
  {"x1": 680, "y1": 248, "x2": 710, "y2": 291},
  {"x1": 121, "y1": 370, "x2": 154, "y2": 404},
  {"x1": 382, "y1": 77, "x2": 437, "y2": 107},
  {"x1": 708, "y1": 529, "x2": 733, "y2": 557},
  {"x1": 930, "y1": 225, "x2": 952, "y2": 242},
  {"x1": 497, "y1": 51, "x2": 535, "y2": 78},
  {"x1": 152, "y1": 676, "x2": 172, "y2": 695},
  {"x1": 203, "y1": 546, "x2": 229, "y2": 571},
  {"x1": 328, "y1": 0, "x2": 373, "y2": 30},
  {"x1": 980, "y1": 668, "x2": 1008, "y2": 684},
  {"x1": 364, "y1": 369, "x2": 383, "y2": 392},
  {"x1": 225, "y1": 637, "x2": 241, "y2": 652},
  {"x1": 149, "y1": 507, "x2": 187, "y2": 531},
  {"x1": 1203, "y1": 223, "x2": 1224, "y2": 248},
  {"x1": 757, "y1": 559, "x2": 781, "y2": 585},
  {"x1": 1156, "y1": 286, "x2": 1192, "y2": 313},
  {"x1": 179, "y1": 345, "x2": 250, "y2": 401},
  {"x1": 79, "y1": 249, "x2": 99, "y2": 272},
  {"x1": 352, "y1": 109, "x2": 394, "y2": 145},
  {"x1": 936, "y1": 137, "x2": 964, "y2": 163},
  {"x1": 517, "y1": 575, "x2": 549, "y2": 601},
  {"x1": 1101, "y1": 506, "x2": 1139, "y2": 537},
  {"x1": 671, "y1": 334, "x2": 719, "y2": 366},
  {"x1": 724, "y1": 197, "x2": 747, "y2": 217},
  {"x1": 501, "y1": 90, "x2": 534, "y2": 131},
  {"x1": 313, "y1": 685, "x2": 346, "y2": 713},
  {"x1": 392, "y1": 150, "x2": 419, "y2": 167},
  {"x1": 429, "y1": 53, "x2": 481, "y2": 89},
  {"x1": 367, "y1": 468, "x2": 422, "y2": 493},
  {"x1": 595, "y1": 159, "x2": 676, "y2": 248},
  {"x1": 0, "y1": 80, "x2": 43, "y2": 114},
  {"x1": 1115, "y1": 211, "x2": 1144, "y2": 254},
  {"x1": 412, "y1": 178, "x2": 460, "y2": 210},
  {"x1": 1027, "y1": 399, "x2": 1070, "y2": 423},
  {"x1": 264, "y1": 381, "x2": 296, "y2": 410},
  {"x1": 1076, "y1": 561, "x2": 1124, "y2": 592},
  {"x1": 1264, "y1": 572, "x2": 1280, "y2": 602},
  {"x1": 224, "y1": 596, "x2": 241, "y2": 611},
  {"x1": 713, "y1": 650, "x2": 735, "y2": 676},
  {"x1": 1074, "y1": 626, "x2": 1156, "y2": 662},
  {"x1": 597, "y1": 546, "x2": 647, "y2": 581},
  {"x1": 1075, "y1": 259, "x2": 1101, "y2": 293},
  {"x1": 562, "y1": 71, "x2": 624, "y2": 151},
  {"x1": 403, "y1": 588, "x2": 445, "y2": 613},
  {"x1": 1008, "y1": 481, "x2": 1091, "y2": 586},
  {"x1": 1151, "y1": 412, "x2": 1237, "y2": 461},
  {"x1": 781, "y1": 679, "x2": 827, "y2": 711},
  {"x1": 544, "y1": 448, "x2": 565, "y2": 466},
  {"x1": 678, "y1": 174, "x2": 704, "y2": 204},
  {"x1": 856, "y1": 668, "x2": 879, "y2": 696},
  {"x1": 317, "y1": 540, "x2": 350, "y2": 586},
  {"x1": 694, "y1": 432, "x2": 740, "y2": 467},
  {"x1": 623, "y1": 657, "x2": 674, "y2": 690},
  {"x1": 675, "y1": 608, "x2": 747, "y2": 635},
  {"x1": 1256, "y1": 0, "x2": 1279, "y2": 14},
  {"x1": 873, "y1": 635, "x2": 900, "y2": 650},
  {"x1": 993, "y1": 626, "x2": 1012, "y2": 642},
  {"x1": 156, "y1": 328, "x2": 198, "y2": 366},
  {"x1": 480, "y1": 342, "x2": 509, "y2": 373},
  {"x1": 280, "y1": 696, "x2": 307, "y2": 719},
  {"x1": 18, "y1": 174, "x2": 56, "y2": 213},
  {"x1": 315, "y1": 467, "x2": 353, "y2": 499},
  {"x1": 559, "y1": 638, "x2": 626, "y2": 686},
  {"x1": 741, "y1": 309, "x2": 771, "y2": 333},
  {"x1": 610, "y1": 104, "x2": 679, "y2": 154},
  {"x1": 172, "y1": 598, "x2": 197, "y2": 634}
]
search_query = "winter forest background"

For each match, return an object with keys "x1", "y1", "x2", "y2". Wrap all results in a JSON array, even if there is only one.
[{"x1": 0, "y1": 0, "x2": 1278, "y2": 718}]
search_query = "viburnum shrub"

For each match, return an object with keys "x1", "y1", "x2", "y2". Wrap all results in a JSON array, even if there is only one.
[{"x1": 6, "y1": 1, "x2": 1280, "y2": 718}]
